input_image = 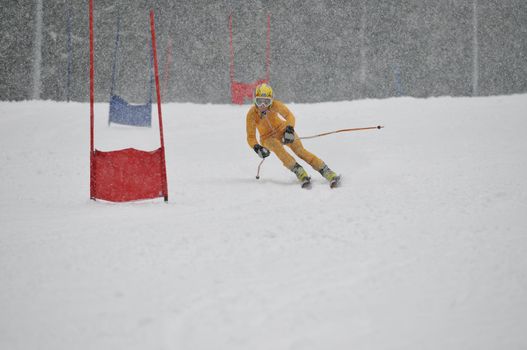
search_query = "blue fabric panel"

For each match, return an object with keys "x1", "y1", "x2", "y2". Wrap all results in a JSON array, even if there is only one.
[{"x1": 109, "y1": 95, "x2": 152, "y2": 127}]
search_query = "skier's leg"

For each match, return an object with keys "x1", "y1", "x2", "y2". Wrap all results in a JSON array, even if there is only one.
[
  {"x1": 288, "y1": 138, "x2": 325, "y2": 171},
  {"x1": 263, "y1": 138, "x2": 310, "y2": 182},
  {"x1": 263, "y1": 138, "x2": 296, "y2": 169},
  {"x1": 289, "y1": 138, "x2": 338, "y2": 182}
]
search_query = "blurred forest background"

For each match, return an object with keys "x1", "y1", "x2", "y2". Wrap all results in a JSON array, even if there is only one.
[{"x1": 1, "y1": 0, "x2": 526, "y2": 103}]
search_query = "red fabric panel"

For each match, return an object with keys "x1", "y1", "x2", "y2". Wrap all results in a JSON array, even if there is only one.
[{"x1": 92, "y1": 148, "x2": 166, "y2": 202}]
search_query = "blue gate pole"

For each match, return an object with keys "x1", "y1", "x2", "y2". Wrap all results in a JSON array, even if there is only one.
[
  {"x1": 393, "y1": 65, "x2": 404, "y2": 97},
  {"x1": 110, "y1": 12, "x2": 121, "y2": 98},
  {"x1": 66, "y1": 5, "x2": 72, "y2": 102}
]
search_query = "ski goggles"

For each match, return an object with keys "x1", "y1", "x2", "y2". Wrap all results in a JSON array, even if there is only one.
[{"x1": 255, "y1": 97, "x2": 272, "y2": 107}]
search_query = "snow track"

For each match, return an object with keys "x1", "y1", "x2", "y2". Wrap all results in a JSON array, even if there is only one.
[{"x1": 1, "y1": 96, "x2": 527, "y2": 349}]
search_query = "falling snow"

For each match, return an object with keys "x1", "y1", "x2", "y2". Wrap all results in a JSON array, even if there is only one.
[{"x1": 1, "y1": 1, "x2": 526, "y2": 102}]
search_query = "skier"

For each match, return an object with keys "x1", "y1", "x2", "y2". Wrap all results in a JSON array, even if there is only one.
[{"x1": 246, "y1": 83, "x2": 340, "y2": 188}]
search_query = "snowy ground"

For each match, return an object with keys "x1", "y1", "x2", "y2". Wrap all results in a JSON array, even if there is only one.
[{"x1": 1, "y1": 95, "x2": 527, "y2": 350}]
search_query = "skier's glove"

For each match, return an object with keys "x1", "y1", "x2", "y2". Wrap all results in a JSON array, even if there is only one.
[
  {"x1": 282, "y1": 125, "x2": 295, "y2": 144},
  {"x1": 253, "y1": 144, "x2": 270, "y2": 158}
]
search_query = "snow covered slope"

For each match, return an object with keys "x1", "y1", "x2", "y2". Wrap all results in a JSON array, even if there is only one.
[{"x1": 1, "y1": 95, "x2": 526, "y2": 350}]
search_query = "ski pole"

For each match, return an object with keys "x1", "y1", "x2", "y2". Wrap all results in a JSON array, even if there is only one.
[
  {"x1": 255, "y1": 158, "x2": 265, "y2": 179},
  {"x1": 300, "y1": 125, "x2": 384, "y2": 140},
  {"x1": 255, "y1": 125, "x2": 383, "y2": 179}
]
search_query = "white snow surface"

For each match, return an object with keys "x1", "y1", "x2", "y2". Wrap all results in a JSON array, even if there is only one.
[{"x1": 1, "y1": 95, "x2": 527, "y2": 350}]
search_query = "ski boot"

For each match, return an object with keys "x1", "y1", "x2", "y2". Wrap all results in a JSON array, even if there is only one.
[
  {"x1": 319, "y1": 164, "x2": 341, "y2": 188},
  {"x1": 292, "y1": 163, "x2": 311, "y2": 189}
]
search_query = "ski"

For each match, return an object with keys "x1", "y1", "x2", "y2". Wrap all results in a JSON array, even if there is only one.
[
  {"x1": 301, "y1": 177, "x2": 312, "y2": 189},
  {"x1": 330, "y1": 175, "x2": 341, "y2": 188}
]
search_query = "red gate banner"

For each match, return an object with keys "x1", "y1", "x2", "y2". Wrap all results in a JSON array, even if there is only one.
[
  {"x1": 92, "y1": 148, "x2": 165, "y2": 202},
  {"x1": 89, "y1": 2, "x2": 168, "y2": 202}
]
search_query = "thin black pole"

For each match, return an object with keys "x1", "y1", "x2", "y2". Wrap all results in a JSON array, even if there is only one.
[{"x1": 66, "y1": 5, "x2": 72, "y2": 102}]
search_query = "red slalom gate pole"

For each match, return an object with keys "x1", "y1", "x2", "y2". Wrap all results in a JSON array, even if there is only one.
[
  {"x1": 150, "y1": 9, "x2": 169, "y2": 202},
  {"x1": 265, "y1": 14, "x2": 271, "y2": 82},
  {"x1": 229, "y1": 14, "x2": 234, "y2": 90},
  {"x1": 299, "y1": 125, "x2": 384, "y2": 140}
]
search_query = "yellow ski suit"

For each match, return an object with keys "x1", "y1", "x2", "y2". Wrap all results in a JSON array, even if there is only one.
[{"x1": 246, "y1": 100, "x2": 324, "y2": 171}]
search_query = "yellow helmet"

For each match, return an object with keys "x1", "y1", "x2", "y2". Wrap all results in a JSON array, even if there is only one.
[{"x1": 254, "y1": 83, "x2": 273, "y2": 108}]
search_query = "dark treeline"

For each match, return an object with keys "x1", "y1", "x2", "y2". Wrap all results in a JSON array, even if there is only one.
[{"x1": 1, "y1": 0, "x2": 526, "y2": 103}]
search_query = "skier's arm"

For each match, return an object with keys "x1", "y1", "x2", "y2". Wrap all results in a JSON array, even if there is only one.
[
  {"x1": 246, "y1": 109, "x2": 259, "y2": 148},
  {"x1": 275, "y1": 100, "x2": 295, "y2": 128}
]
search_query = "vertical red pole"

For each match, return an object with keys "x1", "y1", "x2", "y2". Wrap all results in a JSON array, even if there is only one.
[
  {"x1": 89, "y1": 0, "x2": 95, "y2": 199},
  {"x1": 229, "y1": 14, "x2": 235, "y2": 93},
  {"x1": 266, "y1": 14, "x2": 271, "y2": 82},
  {"x1": 150, "y1": 9, "x2": 169, "y2": 202}
]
